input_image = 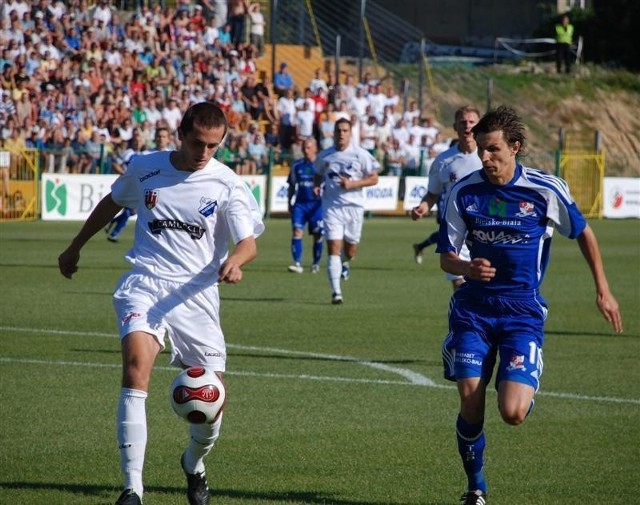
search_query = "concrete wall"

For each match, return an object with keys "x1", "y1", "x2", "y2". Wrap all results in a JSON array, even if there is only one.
[{"x1": 373, "y1": 0, "x2": 557, "y2": 45}]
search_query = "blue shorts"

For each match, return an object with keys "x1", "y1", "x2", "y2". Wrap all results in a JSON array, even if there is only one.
[
  {"x1": 291, "y1": 200, "x2": 323, "y2": 235},
  {"x1": 442, "y1": 288, "x2": 547, "y2": 391}
]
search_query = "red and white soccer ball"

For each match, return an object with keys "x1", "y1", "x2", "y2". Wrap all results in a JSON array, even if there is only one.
[{"x1": 170, "y1": 367, "x2": 226, "y2": 424}]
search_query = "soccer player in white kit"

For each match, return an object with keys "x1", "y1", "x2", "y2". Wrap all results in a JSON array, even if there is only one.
[
  {"x1": 411, "y1": 105, "x2": 482, "y2": 289},
  {"x1": 58, "y1": 102, "x2": 265, "y2": 505},
  {"x1": 314, "y1": 117, "x2": 379, "y2": 304}
]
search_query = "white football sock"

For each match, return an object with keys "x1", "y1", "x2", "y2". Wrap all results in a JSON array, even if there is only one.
[
  {"x1": 327, "y1": 255, "x2": 342, "y2": 294},
  {"x1": 183, "y1": 416, "x2": 223, "y2": 475},
  {"x1": 117, "y1": 388, "x2": 148, "y2": 497}
]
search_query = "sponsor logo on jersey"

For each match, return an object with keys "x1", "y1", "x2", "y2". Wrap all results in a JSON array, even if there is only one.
[
  {"x1": 139, "y1": 169, "x2": 160, "y2": 182},
  {"x1": 148, "y1": 219, "x2": 205, "y2": 239},
  {"x1": 506, "y1": 354, "x2": 526, "y2": 372},
  {"x1": 474, "y1": 217, "x2": 522, "y2": 227},
  {"x1": 516, "y1": 201, "x2": 537, "y2": 217},
  {"x1": 199, "y1": 197, "x2": 218, "y2": 217},
  {"x1": 145, "y1": 189, "x2": 158, "y2": 209},
  {"x1": 489, "y1": 197, "x2": 507, "y2": 217},
  {"x1": 472, "y1": 229, "x2": 526, "y2": 244}
]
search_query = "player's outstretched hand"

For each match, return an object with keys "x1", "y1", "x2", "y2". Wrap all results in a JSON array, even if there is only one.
[
  {"x1": 58, "y1": 248, "x2": 80, "y2": 279},
  {"x1": 596, "y1": 291, "x2": 623, "y2": 333}
]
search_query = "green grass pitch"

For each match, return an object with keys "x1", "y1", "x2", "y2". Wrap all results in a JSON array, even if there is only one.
[{"x1": 0, "y1": 217, "x2": 638, "y2": 504}]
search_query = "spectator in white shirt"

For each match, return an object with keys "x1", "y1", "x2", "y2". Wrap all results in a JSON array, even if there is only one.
[{"x1": 309, "y1": 68, "x2": 328, "y2": 95}]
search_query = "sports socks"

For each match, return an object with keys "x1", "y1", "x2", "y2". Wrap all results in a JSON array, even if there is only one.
[
  {"x1": 182, "y1": 416, "x2": 223, "y2": 475},
  {"x1": 117, "y1": 388, "x2": 148, "y2": 498},
  {"x1": 327, "y1": 254, "x2": 342, "y2": 294},
  {"x1": 417, "y1": 231, "x2": 439, "y2": 250},
  {"x1": 313, "y1": 238, "x2": 323, "y2": 265},
  {"x1": 291, "y1": 237, "x2": 302, "y2": 264},
  {"x1": 456, "y1": 414, "x2": 487, "y2": 493}
]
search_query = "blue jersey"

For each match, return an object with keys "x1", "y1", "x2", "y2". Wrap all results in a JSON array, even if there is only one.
[
  {"x1": 437, "y1": 164, "x2": 586, "y2": 294},
  {"x1": 287, "y1": 158, "x2": 319, "y2": 204}
]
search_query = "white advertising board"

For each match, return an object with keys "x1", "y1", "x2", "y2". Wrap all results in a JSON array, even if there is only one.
[
  {"x1": 41, "y1": 173, "x2": 267, "y2": 220},
  {"x1": 602, "y1": 177, "x2": 640, "y2": 219}
]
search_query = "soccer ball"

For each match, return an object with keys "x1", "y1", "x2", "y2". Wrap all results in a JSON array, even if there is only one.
[{"x1": 170, "y1": 367, "x2": 226, "y2": 424}]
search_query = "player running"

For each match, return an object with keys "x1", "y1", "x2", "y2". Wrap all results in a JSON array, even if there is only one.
[{"x1": 286, "y1": 137, "x2": 323, "y2": 274}]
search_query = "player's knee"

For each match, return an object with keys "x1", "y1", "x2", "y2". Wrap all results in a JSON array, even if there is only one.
[{"x1": 499, "y1": 404, "x2": 528, "y2": 426}]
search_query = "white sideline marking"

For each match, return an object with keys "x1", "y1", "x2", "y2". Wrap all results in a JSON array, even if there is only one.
[{"x1": 1, "y1": 326, "x2": 639, "y2": 405}]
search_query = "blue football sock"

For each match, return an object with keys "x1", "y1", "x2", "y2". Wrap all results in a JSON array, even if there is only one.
[
  {"x1": 456, "y1": 414, "x2": 487, "y2": 493},
  {"x1": 313, "y1": 239, "x2": 323, "y2": 265},
  {"x1": 291, "y1": 238, "x2": 302, "y2": 264}
]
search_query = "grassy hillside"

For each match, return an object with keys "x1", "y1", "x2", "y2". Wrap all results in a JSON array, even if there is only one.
[{"x1": 388, "y1": 63, "x2": 640, "y2": 176}]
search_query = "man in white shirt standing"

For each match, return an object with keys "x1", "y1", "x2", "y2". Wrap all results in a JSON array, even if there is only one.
[
  {"x1": 314, "y1": 118, "x2": 380, "y2": 304},
  {"x1": 248, "y1": 2, "x2": 265, "y2": 56}
]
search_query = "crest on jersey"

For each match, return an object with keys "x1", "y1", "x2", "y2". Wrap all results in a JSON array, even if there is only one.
[
  {"x1": 199, "y1": 197, "x2": 218, "y2": 217},
  {"x1": 516, "y1": 201, "x2": 536, "y2": 217},
  {"x1": 145, "y1": 189, "x2": 158, "y2": 209}
]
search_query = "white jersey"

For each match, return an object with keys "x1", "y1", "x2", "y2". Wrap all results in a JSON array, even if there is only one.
[
  {"x1": 111, "y1": 151, "x2": 264, "y2": 285},
  {"x1": 427, "y1": 145, "x2": 481, "y2": 211},
  {"x1": 315, "y1": 144, "x2": 380, "y2": 208}
]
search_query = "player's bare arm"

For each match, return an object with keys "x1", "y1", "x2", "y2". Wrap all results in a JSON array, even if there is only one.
[
  {"x1": 313, "y1": 173, "x2": 323, "y2": 197},
  {"x1": 440, "y1": 252, "x2": 496, "y2": 282},
  {"x1": 340, "y1": 171, "x2": 379, "y2": 190},
  {"x1": 576, "y1": 225, "x2": 623, "y2": 333},
  {"x1": 218, "y1": 236, "x2": 258, "y2": 284},
  {"x1": 58, "y1": 194, "x2": 123, "y2": 279},
  {"x1": 411, "y1": 191, "x2": 439, "y2": 220}
]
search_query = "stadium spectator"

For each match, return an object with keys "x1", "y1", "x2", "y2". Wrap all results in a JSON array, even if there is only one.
[
  {"x1": 276, "y1": 86, "x2": 296, "y2": 149},
  {"x1": 308, "y1": 67, "x2": 328, "y2": 95},
  {"x1": 247, "y1": 127, "x2": 268, "y2": 172},
  {"x1": 382, "y1": 136, "x2": 406, "y2": 176},
  {"x1": 273, "y1": 62, "x2": 294, "y2": 97},
  {"x1": 227, "y1": 0, "x2": 248, "y2": 46},
  {"x1": 435, "y1": 105, "x2": 621, "y2": 505},
  {"x1": 411, "y1": 105, "x2": 481, "y2": 276},
  {"x1": 359, "y1": 114, "x2": 378, "y2": 155},
  {"x1": 247, "y1": 2, "x2": 265, "y2": 57},
  {"x1": 313, "y1": 117, "x2": 380, "y2": 305},
  {"x1": 318, "y1": 111, "x2": 335, "y2": 149},
  {"x1": 58, "y1": 102, "x2": 264, "y2": 505},
  {"x1": 296, "y1": 99, "x2": 315, "y2": 141}
]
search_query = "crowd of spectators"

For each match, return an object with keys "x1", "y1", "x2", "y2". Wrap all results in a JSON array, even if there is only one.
[{"x1": 0, "y1": 0, "x2": 448, "y2": 182}]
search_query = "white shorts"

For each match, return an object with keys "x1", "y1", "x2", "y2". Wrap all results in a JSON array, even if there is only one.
[
  {"x1": 445, "y1": 243, "x2": 471, "y2": 281},
  {"x1": 113, "y1": 272, "x2": 226, "y2": 371},
  {"x1": 323, "y1": 205, "x2": 365, "y2": 243}
]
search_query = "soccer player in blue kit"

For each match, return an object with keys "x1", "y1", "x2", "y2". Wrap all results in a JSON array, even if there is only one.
[
  {"x1": 436, "y1": 106, "x2": 623, "y2": 505},
  {"x1": 287, "y1": 137, "x2": 323, "y2": 274}
]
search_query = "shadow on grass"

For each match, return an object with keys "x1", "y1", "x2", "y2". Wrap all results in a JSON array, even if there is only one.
[
  {"x1": 231, "y1": 352, "x2": 428, "y2": 366},
  {"x1": 0, "y1": 482, "x2": 453, "y2": 505}
]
